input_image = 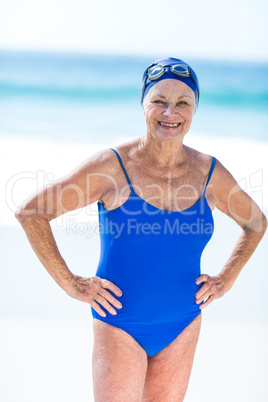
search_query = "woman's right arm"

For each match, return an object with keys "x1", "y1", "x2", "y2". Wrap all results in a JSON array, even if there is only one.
[{"x1": 15, "y1": 148, "x2": 123, "y2": 317}]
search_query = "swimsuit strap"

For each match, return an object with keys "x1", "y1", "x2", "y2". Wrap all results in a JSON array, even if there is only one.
[
  {"x1": 110, "y1": 148, "x2": 216, "y2": 198},
  {"x1": 110, "y1": 148, "x2": 134, "y2": 193},
  {"x1": 202, "y1": 156, "x2": 217, "y2": 196}
]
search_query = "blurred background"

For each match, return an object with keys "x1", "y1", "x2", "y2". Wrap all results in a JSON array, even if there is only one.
[{"x1": 1, "y1": 0, "x2": 268, "y2": 401}]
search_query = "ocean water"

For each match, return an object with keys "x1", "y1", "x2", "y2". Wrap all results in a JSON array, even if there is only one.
[
  {"x1": 1, "y1": 50, "x2": 268, "y2": 401},
  {"x1": 0, "y1": 49, "x2": 268, "y2": 143}
]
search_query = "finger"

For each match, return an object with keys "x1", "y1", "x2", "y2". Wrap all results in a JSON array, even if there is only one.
[
  {"x1": 95, "y1": 295, "x2": 118, "y2": 316},
  {"x1": 91, "y1": 300, "x2": 107, "y2": 317},
  {"x1": 100, "y1": 278, "x2": 123, "y2": 297},
  {"x1": 196, "y1": 288, "x2": 212, "y2": 304},
  {"x1": 195, "y1": 282, "x2": 212, "y2": 299},
  {"x1": 97, "y1": 288, "x2": 123, "y2": 309},
  {"x1": 196, "y1": 274, "x2": 210, "y2": 285},
  {"x1": 199, "y1": 295, "x2": 214, "y2": 309}
]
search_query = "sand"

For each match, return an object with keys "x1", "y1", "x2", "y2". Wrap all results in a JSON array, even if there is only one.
[{"x1": 1, "y1": 317, "x2": 267, "y2": 402}]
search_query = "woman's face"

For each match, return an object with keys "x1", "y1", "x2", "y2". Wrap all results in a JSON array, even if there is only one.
[{"x1": 143, "y1": 79, "x2": 196, "y2": 142}]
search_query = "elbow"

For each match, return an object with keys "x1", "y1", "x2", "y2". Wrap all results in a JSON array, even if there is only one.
[
  {"x1": 262, "y1": 213, "x2": 268, "y2": 234},
  {"x1": 15, "y1": 207, "x2": 29, "y2": 223},
  {"x1": 252, "y1": 213, "x2": 267, "y2": 235},
  {"x1": 15, "y1": 204, "x2": 51, "y2": 225},
  {"x1": 15, "y1": 206, "x2": 23, "y2": 222},
  {"x1": 15, "y1": 204, "x2": 37, "y2": 223},
  {"x1": 244, "y1": 211, "x2": 268, "y2": 235}
]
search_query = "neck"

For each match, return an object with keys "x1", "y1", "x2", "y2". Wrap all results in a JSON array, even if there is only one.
[{"x1": 138, "y1": 134, "x2": 188, "y2": 168}]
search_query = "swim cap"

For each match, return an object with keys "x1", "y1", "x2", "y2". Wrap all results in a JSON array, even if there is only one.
[{"x1": 141, "y1": 57, "x2": 199, "y2": 107}]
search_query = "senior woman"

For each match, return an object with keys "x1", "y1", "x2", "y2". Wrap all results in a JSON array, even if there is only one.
[{"x1": 16, "y1": 57, "x2": 267, "y2": 401}]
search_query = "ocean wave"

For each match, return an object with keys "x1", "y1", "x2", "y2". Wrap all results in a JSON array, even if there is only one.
[
  {"x1": 1, "y1": 50, "x2": 268, "y2": 108},
  {"x1": 0, "y1": 82, "x2": 268, "y2": 108},
  {"x1": 0, "y1": 83, "x2": 138, "y2": 101}
]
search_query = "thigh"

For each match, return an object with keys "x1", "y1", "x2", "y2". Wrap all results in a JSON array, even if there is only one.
[
  {"x1": 143, "y1": 314, "x2": 202, "y2": 402},
  {"x1": 92, "y1": 319, "x2": 148, "y2": 402}
]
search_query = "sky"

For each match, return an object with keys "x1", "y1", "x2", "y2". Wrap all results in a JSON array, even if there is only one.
[{"x1": 0, "y1": 0, "x2": 267, "y2": 61}]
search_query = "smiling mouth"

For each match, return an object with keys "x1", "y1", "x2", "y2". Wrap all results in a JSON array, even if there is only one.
[{"x1": 159, "y1": 121, "x2": 181, "y2": 128}]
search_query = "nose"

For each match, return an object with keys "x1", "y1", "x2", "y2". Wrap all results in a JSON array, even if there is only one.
[{"x1": 162, "y1": 103, "x2": 178, "y2": 118}]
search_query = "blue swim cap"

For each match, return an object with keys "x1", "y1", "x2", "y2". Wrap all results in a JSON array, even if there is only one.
[{"x1": 141, "y1": 57, "x2": 199, "y2": 107}]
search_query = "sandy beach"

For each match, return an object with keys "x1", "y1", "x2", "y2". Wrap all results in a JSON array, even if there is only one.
[
  {"x1": 1, "y1": 317, "x2": 267, "y2": 402},
  {"x1": 1, "y1": 55, "x2": 268, "y2": 401}
]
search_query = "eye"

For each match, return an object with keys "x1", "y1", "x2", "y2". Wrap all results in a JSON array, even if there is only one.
[
  {"x1": 177, "y1": 101, "x2": 189, "y2": 106},
  {"x1": 154, "y1": 100, "x2": 165, "y2": 105}
]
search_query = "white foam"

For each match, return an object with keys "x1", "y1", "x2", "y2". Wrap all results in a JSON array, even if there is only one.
[{"x1": 2, "y1": 133, "x2": 268, "y2": 227}]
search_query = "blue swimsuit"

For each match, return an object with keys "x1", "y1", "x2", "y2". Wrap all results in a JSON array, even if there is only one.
[{"x1": 91, "y1": 148, "x2": 216, "y2": 357}]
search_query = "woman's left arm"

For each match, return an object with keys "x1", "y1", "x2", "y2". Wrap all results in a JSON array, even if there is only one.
[{"x1": 195, "y1": 159, "x2": 267, "y2": 309}]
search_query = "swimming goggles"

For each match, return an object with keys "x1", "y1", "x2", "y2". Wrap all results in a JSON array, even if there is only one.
[{"x1": 141, "y1": 63, "x2": 199, "y2": 104}]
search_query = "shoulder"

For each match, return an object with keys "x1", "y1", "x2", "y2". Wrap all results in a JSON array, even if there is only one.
[
  {"x1": 75, "y1": 143, "x2": 132, "y2": 175},
  {"x1": 57, "y1": 147, "x2": 123, "y2": 193},
  {"x1": 75, "y1": 138, "x2": 141, "y2": 187},
  {"x1": 184, "y1": 146, "x2": 218, "y2": 177},
  {"x1": 185, "y1": 145, "x2": 232, "y2": 177},
  {"x1": 71, "y1": 136, "x2": 141, "y2": 179},
  {"x1": 191, "y1": 149, "x2": 254, "y2": 225},
  {"x1": 185, "y1": 146, "x2": 243, "y2": 209},
  {"x1": 190, "y1": 147, "x2": 239, "y2": 188},
  {"x1": 108, "y1": 137, "x2": 142, "y2": 159}
]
